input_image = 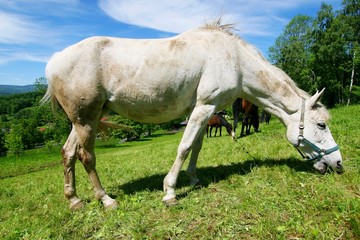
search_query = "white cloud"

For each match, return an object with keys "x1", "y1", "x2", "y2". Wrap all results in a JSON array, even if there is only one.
[
  {"x1": 0, "y1": 50, "x2": 49, "y2": 65},
  {"x1": 98, "y1": 0, "x2": 226, "y2": 33},
  {"x1": 98, "y1": 0, "x2": 340, "y2": 37},
  {"x1": 0, "y1": 11, "x2": 44, "y2": 44},
  {"x1": 0, "y1": 0, "x2": 84, "y2": 64}
]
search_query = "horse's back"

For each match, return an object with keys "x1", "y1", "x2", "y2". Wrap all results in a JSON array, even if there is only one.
[{"x1": 45, "y1": 28, "x2": 242, "y2": 123}]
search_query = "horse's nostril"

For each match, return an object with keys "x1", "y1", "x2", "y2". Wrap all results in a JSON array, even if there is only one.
[{"x1": 336, "y1": 161, "x2": 345, "y2": 174}]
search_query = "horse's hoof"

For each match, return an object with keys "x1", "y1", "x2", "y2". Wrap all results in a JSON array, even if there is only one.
[
  {"x1": 70, "y1": 199, "x2": 84, "y2": 210},
  {"x1": 193, "y1": 181, "x2": 203, "y2": 189},
  {"x1": 163, "y1": 198, "x2": 179, "y2": 207},
  {"x1": 102, "y1": 195, "x2": 118, "y2": 210},
  {"x1": 105, "y1": 200, "x2": 118, "y2": 210}
]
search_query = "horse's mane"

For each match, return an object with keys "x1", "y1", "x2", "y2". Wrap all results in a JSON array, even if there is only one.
[
  {"x1": 201, "y1": 17, "x2": 237, "y2": 36},
  {"x1": 202, "y1": 18, "x2": 269, "y2": 64}
]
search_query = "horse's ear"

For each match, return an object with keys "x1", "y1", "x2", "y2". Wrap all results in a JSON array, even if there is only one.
[{"x1": 308, "y1": 88, "x2": 325, "y2": 108}]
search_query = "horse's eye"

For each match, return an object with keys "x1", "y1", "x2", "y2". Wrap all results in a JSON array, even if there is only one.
[{"x1": 317, "y1": 122, "x2": 326, "y2": 129}]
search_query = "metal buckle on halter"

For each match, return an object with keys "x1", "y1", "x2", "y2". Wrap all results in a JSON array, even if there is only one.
[{"x1": 320, "y1": 149, "x2": 326, "y2": 156}]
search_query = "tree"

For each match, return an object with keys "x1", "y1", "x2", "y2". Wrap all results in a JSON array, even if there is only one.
[
  {"x1": 7, "y1": 119, "x2": 44, "y2": 150},
  {"x1": 311, "y1": 3, "x2": 350, "y2": 106},
  {"x1": 0, "y1": 129, "x2": 6, "y2": 156},
  {"x1": 341, "y1": 0, "x2": 360, "y2": 105},
  {"x1": 268, "y1": 2, "x2": 360, "y2": 107},
  {"x1": 34, "y1": 77, "x2": 48, "y2": 93},
  {"x1": 269, "y1": 15, "x2": 315, "y2": 92},
  {"x1": 5, "y1": 128, "x2": 24, "y2": 156},
  {"x1": 109, "y1": 115, "x2": 144, "y2": 141}
]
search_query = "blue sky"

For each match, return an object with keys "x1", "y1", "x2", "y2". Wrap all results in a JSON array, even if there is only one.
[{"x1": 0, "y1": 0, "x2": 341, "y2": 86}]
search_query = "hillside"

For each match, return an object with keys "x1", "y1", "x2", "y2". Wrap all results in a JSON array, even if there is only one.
[
  {"x1": 0, "y1": 85, "x2": 36, "y2": 95},
  {"x1": 0, "y1": 105, "x2": 359, "y2": 239}
]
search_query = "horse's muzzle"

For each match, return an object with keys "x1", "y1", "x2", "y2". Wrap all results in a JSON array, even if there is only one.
[
  {"x1": 314, "y1": 160, "x2": 344, "y2": 175},
  {"x1": 336, "y1": 161, "x2": 345, "y2": 174}
]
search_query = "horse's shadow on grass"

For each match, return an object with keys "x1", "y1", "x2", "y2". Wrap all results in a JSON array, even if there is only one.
[{"x1": 116, "y1": 157, "x2": 315, "y2": 198}]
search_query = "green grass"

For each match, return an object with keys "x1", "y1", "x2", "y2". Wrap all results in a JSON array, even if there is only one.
[{"x1": 0, "y1": 106, "x2": 359, "y2": 239}]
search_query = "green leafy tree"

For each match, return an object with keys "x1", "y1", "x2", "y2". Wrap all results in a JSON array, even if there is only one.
[
  {"x1": 311, "y1": 3, "x2": 349, "y2": 106},
  {"x1": 8, "y1": 119, "x2": 44, "y2": 150},
  {"x1": 34, "y1": 77, "x2": 47, "y2": 93},
  {"x1": 268, "y1": 1, "x2": 360, "y2": 107},
  {"x1": 269, "y1": 15, "x2": 315, "y2": 92},
  {"x1": 5, "y1": 128, "x2": 24, "y2": 156},
  {"x1": 41, "y1": 109, "x2": 71, "y2": 143},
  {"x1": 341, "y1": 0, "x2": 360, "y2": 105},
  {"x1": 109, "y1": 115, "x2": 143, "y2": 140},
  {"x1": 0, "y1": 129, "x2": 6, "y2": 156}
]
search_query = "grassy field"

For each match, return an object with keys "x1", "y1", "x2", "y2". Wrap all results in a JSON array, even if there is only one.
[{"x1": 0, "y1": 105, "x2": 359, "y2": 239}]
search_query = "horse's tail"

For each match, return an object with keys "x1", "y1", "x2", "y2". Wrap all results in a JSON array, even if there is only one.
[
  {"x1": 98, "y1": 121, "x2": 134, "y2": 132},
  {"x1": 40, "y1": 58, "x2": 59, "y2": 111},
  {"x1": 40, "y1": 81, "x2": 54, "y2": 105},
  {"x1": 97, "y1": 121, "x2": 135, "y2": 140},
  {"x1": 41, "y1": 82, "x2": 63, "y2": 119}
]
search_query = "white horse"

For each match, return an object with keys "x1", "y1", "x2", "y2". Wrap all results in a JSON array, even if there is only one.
[{"x1": 42, "y1": 21, "x2": 343, "y2": 210}]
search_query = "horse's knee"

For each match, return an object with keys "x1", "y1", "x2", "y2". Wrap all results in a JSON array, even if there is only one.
[
  {"x1": 61, "y1": 147, "x2": 77, "y2": 197},
  {"x1": 61, "y1": 147, "x2": 76, "y2": 166},
  {"x1": 78, "y1": 148, "x2": 95, "y2": 171},
  {"x1": 177, "y1": 143, "x2": 192, "y2": 160}
]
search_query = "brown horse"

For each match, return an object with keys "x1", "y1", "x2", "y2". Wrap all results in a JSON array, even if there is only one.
[
  {"x1": 206, "y1": 111, "x2": 233, "y2": 137},
  {"x1": 232, "y1": 98, "x2": 259, "y2": 137}
]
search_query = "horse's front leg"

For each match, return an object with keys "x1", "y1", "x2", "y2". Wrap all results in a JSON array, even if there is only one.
[
  {"x1": 163, "y1": 104, "x2": 215, "y2": 206},
  {"x1": 245, "y1": 115, "x2": 251, "y2": 135},
  {"x1": 241, "y1": 117, "x2": 246, "y2": 137},
  {"x1": 186, "y1": 128, "x2": 206, "y2": 187}
]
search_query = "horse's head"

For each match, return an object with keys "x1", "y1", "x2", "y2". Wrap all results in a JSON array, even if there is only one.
[{"x1": 286, "y1": 89, "x2": 344, "y2": 174}]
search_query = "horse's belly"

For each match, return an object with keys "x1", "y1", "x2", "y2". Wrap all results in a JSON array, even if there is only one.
[{"x1": 107, "y1": 91, "x2": 196, "y2": 123}]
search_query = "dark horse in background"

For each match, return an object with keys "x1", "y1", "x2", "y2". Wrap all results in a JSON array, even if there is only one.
[
  {"x1": 232, "y1": 98, "x2": 259, "y2": 137},
  {"x1": 207, "y1": 111, "x2": 233, "y2": 137}
]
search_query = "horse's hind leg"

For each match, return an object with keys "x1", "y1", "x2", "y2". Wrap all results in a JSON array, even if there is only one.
[
  {"x1": 74, "y1": 121, "x2": 118, "y2": 210},
  {"x1": 62, "y1": 127, "x2": 84, "y2": 210}
]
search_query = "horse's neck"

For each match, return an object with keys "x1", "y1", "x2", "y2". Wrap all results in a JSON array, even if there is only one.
[
  {"x1": 242, "y1": 65, "x2": 303, "y2": 126},
  {"x1": 218, "y1": 115, "x2": 231, "y2": 128}
]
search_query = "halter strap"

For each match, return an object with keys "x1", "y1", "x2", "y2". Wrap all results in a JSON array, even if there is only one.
[{"x1": 294, "y1": 99, "x2": 339, "y2": 161}]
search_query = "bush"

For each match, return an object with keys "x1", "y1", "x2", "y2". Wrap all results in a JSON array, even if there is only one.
[{"x1": 5, "y1": 131, "x2": 24, "y2": 156}]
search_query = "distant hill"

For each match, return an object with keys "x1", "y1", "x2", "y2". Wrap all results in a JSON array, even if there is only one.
[{"x1": 0, "y1": 85, "x2": 36, "y2": 95}]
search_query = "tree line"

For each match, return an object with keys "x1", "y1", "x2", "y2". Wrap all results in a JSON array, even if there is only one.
[{"x1": 268, "y1": 0, "x2": 359, "y2": 107}]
